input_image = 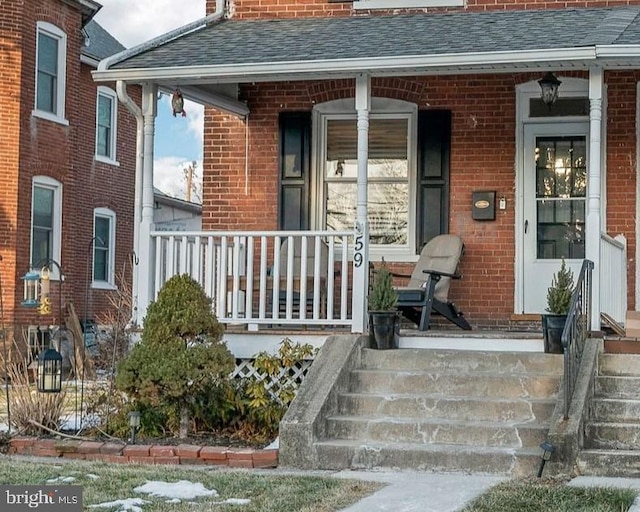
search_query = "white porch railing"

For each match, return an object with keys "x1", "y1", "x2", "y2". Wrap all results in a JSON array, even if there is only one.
[
  {"x1": 600, "y1": 232, "x2": 627, "y2": 324},
  {"x1": 150, "y1": 230, "x2": 356, "y2": 330}
]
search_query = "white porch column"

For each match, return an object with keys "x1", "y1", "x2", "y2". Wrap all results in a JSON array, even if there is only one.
[
  {"x1": 137, "y1": 83, "x2": 158, "y2": 323},
  {"x1": 586, "y1": 67, "x2": 603, "y2": 330},
  {"x1": 352, "y1": 74, "x2": 371, "y2": 333}
]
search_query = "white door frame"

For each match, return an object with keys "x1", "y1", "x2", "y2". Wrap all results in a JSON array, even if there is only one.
[{"x1": 514, "y1": 77, "x2": 593, "y2": 314}]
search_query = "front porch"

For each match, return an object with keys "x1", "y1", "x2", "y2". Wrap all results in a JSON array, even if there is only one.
[{"x1": 138, "y1": 229, "x2": 628, "y2": 338}]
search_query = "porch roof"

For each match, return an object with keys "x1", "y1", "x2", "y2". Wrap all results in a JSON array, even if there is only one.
[{"x1": 94, "y1": 6, "x2": 640, "y2": 86}]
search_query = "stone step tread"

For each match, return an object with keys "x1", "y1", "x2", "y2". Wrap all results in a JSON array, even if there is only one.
[
  {"x1": 315, "y1": 438, "x2": 541, "y2": 456},
  {"x1": 586, "y1": 421, "x2": 640, "y2": 428},
  {"x1": 598, "y1": 354, "x2": 640, "y2": 377},
  {"x1": 351, "y1": 368, "x2": 562, "y2": 377},
  {"x1": 326, "y1": 414, "x2": 551, "y2": 429},
  {"x1": 579, "y1": 448, "x2": 640, "y2": 456},
  {"x1": 339, "y1": 392, "x2": 556, "y2": 403}
]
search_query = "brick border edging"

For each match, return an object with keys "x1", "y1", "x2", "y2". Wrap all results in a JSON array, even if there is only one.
[{"x1": 8, "y1": 438, "x2": 278, "y2": 468}]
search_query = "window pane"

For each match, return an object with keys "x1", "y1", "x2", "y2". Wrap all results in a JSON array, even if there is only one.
[
  {"x1": 94, "y1": 216, "x2": 110, "y2": 281},
  {"x1": 369, "y1": 182, "x2": 408, "y2": 244},
  {"x1": 325, "y1": 117, "x2": 409, "y2": 247},
  {"x1": 32, "y1": 228, "x2": 51, "y2": 264},
  {"x1": 33, "y1": 187, "x2": 53, "y2": 228},
  {"x1": 37, "y1": 33, "x2": 57, "y2": 113},
  {"x1": 97, "y1": 95, "x2": 113, "y2": 157},
  {"x1": 535, "y1": 135, "x2": 587, "y2": 259},
  {"x1": 38, "y1": 33, "x2": 58, "y2": 74}
]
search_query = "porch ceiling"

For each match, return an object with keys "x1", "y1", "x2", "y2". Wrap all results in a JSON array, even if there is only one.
[{"x1": 93, "y1": 6, "x2": 640, "y2": 106}]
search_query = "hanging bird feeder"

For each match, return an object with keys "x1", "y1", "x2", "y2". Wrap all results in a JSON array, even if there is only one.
[{"x1": 171, "y1": 89, "x2": 187, "y2": 117}]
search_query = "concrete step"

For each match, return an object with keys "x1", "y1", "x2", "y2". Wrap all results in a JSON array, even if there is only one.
[
  {"x1": 595, "y1": 376, "x2": 640, "y2": 399},
  {"x1": 314, "y1": 439, "x2": 542, "y2": 476},
  {"x1": 325, "y1": 415, "x2": 548, "y2": 448},
  {"x1": 361, "y1": 348, "x2": 564, "y2": 374},
  {"x1": 337, "y1": 393, "x2": 555, "y2": 423},
  {"x1": 590, "y1": 398, "x2": 640, "y2": 422},
  {"x1": 598, "y1": 353, "x2": 640, "y2": 377},
  {"x1": 576, "y1": 449, "x2": 640, "y2": 477},
  {"x1": 584, "y1": 422, "x2": 640, "y2": 450},
  {"x1": 350, "y1": 370, "x2": 561, "y2": 399}
]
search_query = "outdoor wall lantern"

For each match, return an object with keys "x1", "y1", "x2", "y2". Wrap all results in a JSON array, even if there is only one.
[
  {"x1": 129, "y1": 410, "x2": 141, "y2": 444},
  {"x1": 538, "y1": 72, "x2": 562, "y2": 108},
  {"x1": 537, "y1": 440, "x2": 556, "y2": 478},
  {"x1": 21, "y1": 269, "x2": 41, "y2": 308},
  {"x1": 37, "y1": 348, "x2": 62, "y2": 393}
]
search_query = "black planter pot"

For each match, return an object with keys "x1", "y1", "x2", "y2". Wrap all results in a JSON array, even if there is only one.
[
  {"x1": 542, "y1": 314, "x2": 567, "y2": 354},
  {"x1": 368, "y1": 311, "x2": 400, "y2": 350}
]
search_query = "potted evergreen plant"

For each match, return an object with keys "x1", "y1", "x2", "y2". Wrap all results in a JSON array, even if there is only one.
[
  {"x1": 368, "y1": 261, "x2": 400, "y2": 350},
  {"x1": 542, "y1": 259, "x2": 575, "y2": 354}
]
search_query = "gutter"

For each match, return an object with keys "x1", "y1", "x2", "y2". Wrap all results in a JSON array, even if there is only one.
[
  {"x1": 98, "y1": 0, "x2": 225, "y2": 72},
  {"x1": 93, "y1": 47, "x2": 600, "y2": 84},
  {"x1": 116, "y1": 80, "x2": 143, "y2": 324}
]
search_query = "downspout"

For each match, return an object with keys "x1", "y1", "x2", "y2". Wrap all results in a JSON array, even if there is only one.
[
  {"x1": 116, "y1": 80, "x2": 142, "y2": 326},
  {"x1": 97, "y1": 0, "x2": 226, "y2": 72}
]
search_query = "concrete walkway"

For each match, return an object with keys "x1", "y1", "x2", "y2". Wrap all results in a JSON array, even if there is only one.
[{"x1": 330, "y1": 471, "x2": 640, "y2": 512}]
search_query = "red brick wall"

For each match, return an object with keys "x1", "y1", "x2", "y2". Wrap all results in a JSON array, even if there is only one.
[
  {"x1": 0, "y1": 1, "x2": 137, "y2": 330},
  {"x1": 202, "y1": 72, "x2": 638, "y2": 327},
  {"x1": 208, "y1": 0, "x2": 640, "y2": 18},
  {"x1": 0, "y1": 0, "x2": 24, "y2": 325}
]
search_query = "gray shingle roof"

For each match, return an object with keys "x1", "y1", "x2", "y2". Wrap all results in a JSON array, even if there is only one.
[
  {"x1": 111, "y1": 7, "x2": 640, "y2": 71},
  {"x1": 83, "y1": 21, "x2": 125, "y2": 62}
]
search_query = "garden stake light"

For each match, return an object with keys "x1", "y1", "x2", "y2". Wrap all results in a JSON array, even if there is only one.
[
  {"x1": 129, "y1": 410, "x2": 141, "y2": 444},
  {"x1": 537, "y1": 440, "x2": 555, "y2": 477}
]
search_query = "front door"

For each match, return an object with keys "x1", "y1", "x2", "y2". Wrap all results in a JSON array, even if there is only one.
[{"x1": 522, "y1": 122, "x2": 588, "y2": 313}]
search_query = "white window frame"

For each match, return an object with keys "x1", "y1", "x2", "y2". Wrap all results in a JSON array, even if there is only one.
[
  {"x1": 30, "y1": 176, "x2": 63, "y2": 279},
  {"x1": 95, "y1": 86, "x2": 119, "y2": 165},
  {"x1": 92, "y1": 207, "x2": 116, "y2": 289},
  {"x1": 33, "y1": 22, "x2": 68, "y2": 125},
  {"x1": 313, "y1": 97, "x2": 418, "y2": 262},
  {"x1": 354, "y1": 0, "x2": 463, "y2": 9}
]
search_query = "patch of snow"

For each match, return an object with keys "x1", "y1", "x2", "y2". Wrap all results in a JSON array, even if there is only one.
[
  {"x1": 88, "y1": 497, "x2": 149, "y2": 512},
  {"x1": 60, "y1": 412, "x2": 101, "y2": 431},
  {"x1": 264, "y1": 437, "x2": 279, "y2": 450},
  {"x1": 134, "y1": 481, "x2": 218, "y2": 500},
  {"x1": 0, "y1": 423, "x2": 9, "y2": 433},
  {"x1": 165, "y1": 498, "x2": 181, "y2": 504},
  {"x1": 220, "y1": 498, "x2": 251, "y2": 505},
  {"x1": 86, "y1": 474, "x2": 100, "y2": 480},
  {"x1": 46, "y1": 476, "x2": 77, "y2": 484}
]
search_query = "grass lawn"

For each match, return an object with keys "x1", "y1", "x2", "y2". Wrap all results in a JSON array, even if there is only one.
[
  {"x1": 0, "y1": 457, "x2": 382, "y2": 512},
  {"x1": 462, "y1": 477, "x2": 638, "y2": 512}
]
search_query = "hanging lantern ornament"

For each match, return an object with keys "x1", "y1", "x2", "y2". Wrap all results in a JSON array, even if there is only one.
[
  {"x1": 171, "y1": 88, "x2": 187, "y2": 117},
  {"x1": 538, "y1": 72, "x2": 562, "y2": 108},
  {"x1": 37, "y1": 347, "x2": 62, "y2": 393},
  {"x1": 21, "y1": 269, "x2": 40, "y2": 308}
]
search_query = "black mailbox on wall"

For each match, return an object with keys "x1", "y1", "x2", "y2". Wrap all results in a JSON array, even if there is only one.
[{"x1": 472, "y1": 191, "x2": 496, "y2": 221}]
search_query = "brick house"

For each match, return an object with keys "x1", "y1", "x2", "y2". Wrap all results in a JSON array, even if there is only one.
[
  {"x1": 0, "y1": 0, "x2": 137, "y2": 351},
  {"x1": 93, "y1": 0, "x2": 639, "y2": 339}
]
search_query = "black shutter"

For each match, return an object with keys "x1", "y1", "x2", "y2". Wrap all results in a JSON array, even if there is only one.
[
  {"x1": 417, "y1": 110, "x2": 451, "y2": 249},
  {"x1": 278, "y1": 112, "x2": 311, "y2": 230}
]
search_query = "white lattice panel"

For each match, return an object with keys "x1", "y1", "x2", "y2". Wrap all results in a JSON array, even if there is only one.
[{"x1": 231, "y1": 358, "x2": 314, "y2": 402}]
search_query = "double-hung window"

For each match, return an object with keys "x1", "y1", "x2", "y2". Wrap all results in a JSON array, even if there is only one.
[
  {"x1": 34, "y1": 22, "x2": 67, "y2": 124},
  {"x1": 279, "y1": 100, "x2": 450, "y2": 262},
  {"x1": 315, "y1": 99, "x2": 417, "y2": 260},
  {"x1": 95, "y1": 87, "x2": 118, "y2": 164},
  {"x1": 31, "y1": 177, "x2": 62, "y2": 272},
  {"x1": 93, "y1": 208, "x2": 116, "y2": 288}
]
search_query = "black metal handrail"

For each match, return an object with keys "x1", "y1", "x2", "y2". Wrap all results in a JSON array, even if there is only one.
[{"x1": 562, "y1": 259, "x2": 594, "y2": 420}]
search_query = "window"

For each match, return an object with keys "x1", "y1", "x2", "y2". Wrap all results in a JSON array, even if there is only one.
[
  {"x1": 93, "y1": 208, "x2": 116, "y2": 288},
  {"x1": 34, "y1": 22, "x2": 67, "y2": 124},
  {"x1": 353, "y1": 0, "x2": 463, "y2": 9},
  {"x1": 31, "y1": 176, "x2": 62, "y2": 272},
  {"x1": 279, "y1": 102, "x2": 450, "y2": 262},
  {"x1": 95, "y1": 87, "x2": 118, "y2": 163},
  {"x1": 324, "y1": 117, "x2": 412, "y2": 249},
  {"x1": 315, "y1": 99, "x2": 418, "y2": 260}
]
